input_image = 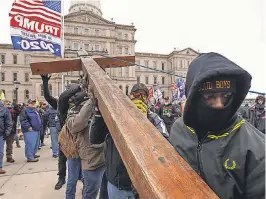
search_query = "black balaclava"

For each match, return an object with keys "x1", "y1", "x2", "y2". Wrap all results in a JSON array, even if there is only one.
[{"x1": 195, "y1": 77, "x2": 236, "y2": 134}]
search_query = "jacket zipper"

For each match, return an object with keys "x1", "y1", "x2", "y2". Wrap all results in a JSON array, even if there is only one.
[{"x1": 196, "y1": 134, "x2": 208, "y2": 176}]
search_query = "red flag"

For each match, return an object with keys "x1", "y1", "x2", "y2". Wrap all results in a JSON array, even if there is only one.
[{"x1": 148, "y1": 87, "x2": 153, "y2": 99}]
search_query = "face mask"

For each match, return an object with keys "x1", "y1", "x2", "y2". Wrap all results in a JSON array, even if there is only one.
[
  {"x1": 196, "y1": 97, "x2": 234, "y2": 132},
  {"x1": 132, "y1": 99, "x2": 148, "y2": 116}
]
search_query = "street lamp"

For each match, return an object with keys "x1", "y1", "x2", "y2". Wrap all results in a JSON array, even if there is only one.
[{"x1": 13, "y1": 80, "x2": 21, "y2": 104}]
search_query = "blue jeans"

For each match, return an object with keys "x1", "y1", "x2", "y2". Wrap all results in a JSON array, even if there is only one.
[
  {"x1": 50, "y1": 127, "x2": 59, "y2": 156},
  {"x1": 14, "y1": 130, "x2": 19, "y2": 145},
  {"x1": 82, "y1": 165, "x2": 105, "y2": 199},
  {"x1": 35, "y1": 131, "x2": 40, "y2": 154},
  {"x1": 66, "y1": 158, "x2": 82, "y2": 199},
  {"x1": 107, "y1": 182, "x2": 135, "y2": 199},
  {"x1": 23, "y1": 131, "x2": 38, "y2": 160},
  {"x1": 0, "y1": 136, "x2": 5, "y2": 168}
]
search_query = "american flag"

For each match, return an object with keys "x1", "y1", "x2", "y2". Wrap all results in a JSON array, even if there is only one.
[
  {"x1": 171, "y1": 82, "x2": 178, "y2": 90},
  {"x1": 9, "y1": 0, "x2": 62, "y2": 27}
]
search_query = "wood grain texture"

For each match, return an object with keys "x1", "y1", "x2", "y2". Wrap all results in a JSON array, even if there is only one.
[
  {"x1": 81, "y1": 57, "x2": 219, "y2": 199},
  {"x1": 30, "y1": 59, "x2": 81, "y2": 75},
  {"x1": 30, "y1": 56, "x2": 135, "y2": 75}
]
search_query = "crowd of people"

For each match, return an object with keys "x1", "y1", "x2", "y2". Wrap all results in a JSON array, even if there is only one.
[{"x1": 0, "y1": 52, "x2": 265, "y2": 199}]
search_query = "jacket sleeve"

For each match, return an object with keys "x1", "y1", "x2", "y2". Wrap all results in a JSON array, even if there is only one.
[
  {"x1": 149, "y1": 112, "x2": 169, "y2": 138},
  {"x1": 90, "y1": 114, "x2": 109, "y2": 144},
  {"x1": 4, "y1": 108, "x2": 13, "y2": 136},
  {"x1": 66, "y1": 99, "x2": 95, "y2": 134},
  {"x1": 19, "y1": 110, "x2": 31, "y2": 130},
  {"x1": 58, "y1": 84, "x2": 81, "y2": 123},
  {"x1": 171, "y1": 106, "x2": 180, "y2": 118},
  {"x1": 43, "y1": 80, "x2": 58, "y2": 110}
]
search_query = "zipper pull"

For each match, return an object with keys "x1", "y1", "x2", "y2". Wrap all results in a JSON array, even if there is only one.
[{"x1": 197, "y1": 141, "x2": 202, "y2": 151}]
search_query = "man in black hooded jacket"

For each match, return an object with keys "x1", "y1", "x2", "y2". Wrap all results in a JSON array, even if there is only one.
[
  {"x1": 249, "y1": 95, "x2": 265, "y2": 134},
  {"x1": 168, "y1": 52, "x2": 265, "y2": 199},
  {"x1": 41, "y1": 74, "x2": 84, "y2": 190}
]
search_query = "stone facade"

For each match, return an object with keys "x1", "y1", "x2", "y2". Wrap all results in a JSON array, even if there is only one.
[{"x1": 0, "y1": 1, "x2": 199, "y2": 103}]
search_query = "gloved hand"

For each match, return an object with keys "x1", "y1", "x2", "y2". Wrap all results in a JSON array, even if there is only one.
[
  {"x1": 40, "y1": 74, "x2": 51, "y2": 82},
  {"x1": 3, "y1": 135, "x2": 7, "y2": 141}
]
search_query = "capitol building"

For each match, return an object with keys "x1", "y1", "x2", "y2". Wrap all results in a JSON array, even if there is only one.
[{"x1": 0, "y1": 0, "x2": 199, "y2": 103}]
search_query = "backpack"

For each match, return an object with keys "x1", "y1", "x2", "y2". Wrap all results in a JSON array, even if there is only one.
[{"x1": 58, "y1": 124, "x2": 79, "y2": 159}]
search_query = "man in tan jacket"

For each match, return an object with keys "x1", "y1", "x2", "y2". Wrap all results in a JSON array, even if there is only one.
[{"x1": 66, "y1": 91, "x2": 105, "y2": 199}]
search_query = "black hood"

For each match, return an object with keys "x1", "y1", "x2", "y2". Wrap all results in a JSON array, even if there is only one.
[{"x1": 184, "y1": 52, "x2": 252, "y2": 129}]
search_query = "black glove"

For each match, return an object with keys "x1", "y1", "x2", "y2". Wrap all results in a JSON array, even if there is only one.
[
  {"x1": 40, "y1": 74, "x2": 51, "y2": 82},
  {"x1": 3, "y1": 135, "x2": 7, "y2": 141}
]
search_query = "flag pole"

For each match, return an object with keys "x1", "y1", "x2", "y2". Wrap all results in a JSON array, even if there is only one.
[{"x1": 61, "y1": 0, "x2": 65, "y2": 94}]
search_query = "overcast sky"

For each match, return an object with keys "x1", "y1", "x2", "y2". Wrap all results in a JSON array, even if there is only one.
[{"x1": 0, "y1": 0, "x2": 265, "y2": 94}]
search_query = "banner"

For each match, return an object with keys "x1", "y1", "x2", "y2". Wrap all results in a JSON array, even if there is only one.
[{"x1": 9, "y1": 0, "x2": 62, "y2": 56}]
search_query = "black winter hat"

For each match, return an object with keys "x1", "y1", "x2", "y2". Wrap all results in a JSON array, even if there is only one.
[{"x1": 73, "y1": 92, "x2": 89, "y2": 106}]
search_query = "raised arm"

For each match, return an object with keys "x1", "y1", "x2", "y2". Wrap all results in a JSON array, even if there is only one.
[{"x1": 41, "y1": 74, "x2": 58, "y2": 109}]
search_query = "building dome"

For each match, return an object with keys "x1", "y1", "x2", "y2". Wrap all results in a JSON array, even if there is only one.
[{"x1": 69, "y1": 0, "x2": 102, "y2": 16}]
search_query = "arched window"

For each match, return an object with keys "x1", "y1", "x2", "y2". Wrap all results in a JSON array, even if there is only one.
[
  {"x1": 126, "y1": 85, "x2": 129, "y2": 96},
  {"x1": 24, "y1": 90, "x2": 29, "y2": 100},
  {"x1": 119, "y1": 85, "x2": 122, "y2": 90}
]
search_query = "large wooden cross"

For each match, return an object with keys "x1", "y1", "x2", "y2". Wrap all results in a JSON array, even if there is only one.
[{"x1": 31, "y1": 52, "x2": 218, "y2": 199}]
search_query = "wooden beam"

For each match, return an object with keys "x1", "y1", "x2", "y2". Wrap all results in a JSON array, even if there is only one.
[
  {"x1": 30, "y1": 59, "x2": 81, "y2": 75},
  {"x1": 30, "y1": 56, "x2": 135, "y2": 75},
  {"x1": 81, "y1": 57, "x2": 219, "y2": 199}
]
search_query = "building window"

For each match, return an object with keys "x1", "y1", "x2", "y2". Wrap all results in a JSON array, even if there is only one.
[
  {"x1": 40, "y1": 85, "x2": 44, "y2": 96},
  {"x1": 154, "y1": 76, "x2": 157, "y2": 84},
  {"x1": 24, "y1": 89, "x2": 29, "y2": 100},
  {"x1": 153, "y1": 61, "x2": 157, "y2": 69},
  {"x1": 119, "y1": 85, "x2": 122, "y2": 90},
  {"x1": 125, "y1": 34, "x2": 128, "y2": 40},
  {"x1": 95, "y1": 45, "x2": 100, "y2": 51},
  {"x1": 1, "y1": 55, "x2": 5, "y2": 64},
  {"x1": 144, "y1": 60, "x2": 149, "y2": 66},
  {"x1": 162, "y1": 77, "x2": 165, "y2": 84},
  {"x1": 74, "y1": 27, "x2": 78, "y2": 34},
  {"x1": 85, "y1": 28, "x2": 89, "y2": 34},
  {"x1": 162, "y1": 63, "x2": 165, "y2": 70},
  {"x1": 126, "y1": 85, "x2": 129, "y2": 96},
  {"x1": 84, "y1": 44, "x2": 89, "y2": 50},
  {"x1": 73, "y1": 42, "x2": 79, "y2": 50},
  {"x1": 95, "y1": 29, "x2": 100, "y2": 36},
  {"x1": 13, "y1": 73, "x2": 18, "y2": 81},
  {"x1": 118, "y1": 47, "x2": 122, "y2": 54},
  {"x1": 118, "y1": 32, "x2": 122, "y2": 38},
  {"x1": 13, "y1": 54, "x2": 17, "y2": 64},
  {"x1": 125, "y1": 47, "x2": 129, "y2": 55},
  {"x1": 25, "y1": 55, "x2": 30, "y2": 64},
  {"x1": 25, "y1": 73, "x2": 29, "y2": 82},
  {"x1": 0, "y1": 72, "x2": 5, "y2": 81},
  {"x1": 145, "y1": 76, "x2": 149, "y2": 84},
  {"x1": 137, "y1": 76, "x2": 140, "y2": 83}
]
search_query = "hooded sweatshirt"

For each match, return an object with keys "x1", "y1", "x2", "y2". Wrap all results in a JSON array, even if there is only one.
[{"x1": 168, "y1": 52, "x2": 265, "y2": 199}]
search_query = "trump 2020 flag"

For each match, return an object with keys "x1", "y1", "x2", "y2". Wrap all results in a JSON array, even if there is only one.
[{"x1": 9, "y1": 0, "x2": 62, "y2": 56}]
